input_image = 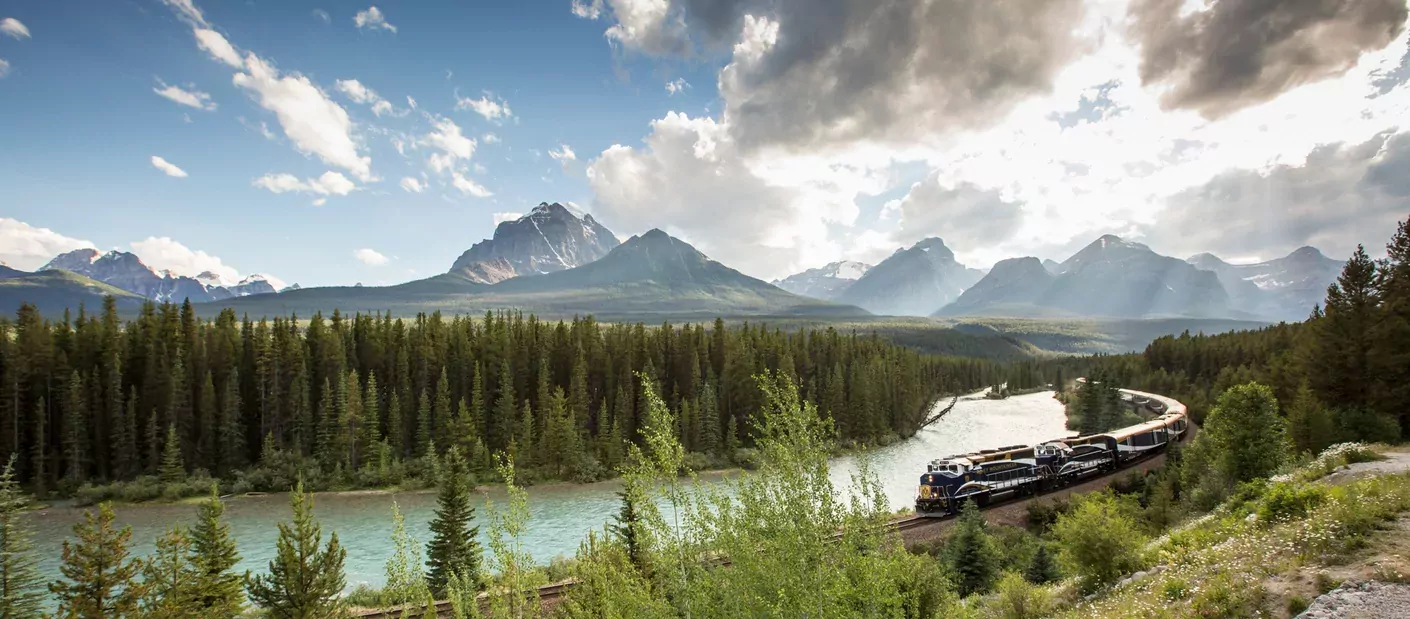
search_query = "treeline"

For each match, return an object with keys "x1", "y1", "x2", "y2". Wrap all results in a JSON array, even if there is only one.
[
  {"x1": 0, "y1": 307, "x2": 1016, "y2": 494},
  {"x1": 1091, "y1": 216, "x2": 1410, "y2": 451}
]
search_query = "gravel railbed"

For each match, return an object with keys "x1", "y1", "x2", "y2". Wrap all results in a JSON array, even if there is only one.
[{"x1": 1297, "y1": 581, "x2": 1410, "y2": 618}]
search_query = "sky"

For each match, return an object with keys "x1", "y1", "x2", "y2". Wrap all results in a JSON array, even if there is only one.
[{"x1": 2, "y1": 0, "x2": 1410, "y2": 288}]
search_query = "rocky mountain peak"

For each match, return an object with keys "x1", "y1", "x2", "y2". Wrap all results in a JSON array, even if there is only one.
[
  {"x1": 449, "y1": 201, "x2": 622, "y2": 284},
  {"x1": 772, "y1": 260, "x2": 874, "y2": 301}
]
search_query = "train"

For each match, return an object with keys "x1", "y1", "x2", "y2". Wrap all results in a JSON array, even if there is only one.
[{"x1": 914, "y1": 390, "x2": 1188, "y2": 516}]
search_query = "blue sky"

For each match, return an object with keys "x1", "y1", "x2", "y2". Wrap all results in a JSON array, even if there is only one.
[
  {"x1": 3, "y1": 1, "x2": 1410, "y2": 288},
  {"x1": 0, "y1": 0, "x2": 722, "y2": 287}
]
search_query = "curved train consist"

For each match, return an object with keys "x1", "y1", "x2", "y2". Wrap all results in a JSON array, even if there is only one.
[{"x1": 915, "y1": 390, "x2": 1188, "y2": 516}]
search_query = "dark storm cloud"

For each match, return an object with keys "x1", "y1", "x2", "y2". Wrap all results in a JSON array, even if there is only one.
[
  {"x1": 895, "y1": 180, "x2": 1025, "y2": 251},
  {"x1": 1152, "y1": 131, "x2": 1410, "y2": 260},
  {"x1": 725, "y1": 0, "x2": 1085, "y2": 151},
  {"x1": 1129, "y1": 0, "x2": 1408, "y2": 118},
  {"x1": 637, "y1": 0, "x2": 1085, "y2": 152}
]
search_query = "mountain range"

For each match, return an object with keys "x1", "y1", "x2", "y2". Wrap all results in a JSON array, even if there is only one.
[{"x1": 0, "y1": 201, "x2": 1347, "y2": 323}]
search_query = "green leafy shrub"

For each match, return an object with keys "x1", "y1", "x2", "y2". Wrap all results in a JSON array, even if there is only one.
[
  {"x1": 987, "y1": 571, "x2": 1053, "y2": 619},
  {"x1": 1189, "y1": 573, "x2": 1268, "y2": 618},
  {"x1": 1052, "y1": 492, "x2": 1147, "y2": 591},
  {"x1": 1256, "y1": 482, "x2": 1325, "y2": 524}
]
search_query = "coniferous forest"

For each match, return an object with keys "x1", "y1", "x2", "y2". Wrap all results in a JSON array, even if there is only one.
[{"x1": 0, "y1": 307, "x2": 1019, "y2": 498}]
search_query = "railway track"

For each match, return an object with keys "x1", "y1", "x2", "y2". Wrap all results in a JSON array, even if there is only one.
[{"x1": 355, "y1": 389, "x2": 1188, "y2": 618}]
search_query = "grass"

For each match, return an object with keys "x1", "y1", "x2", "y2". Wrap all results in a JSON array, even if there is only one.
[{"x1": 1054, "y1": 446, "x2": 1410, "y2": 618}]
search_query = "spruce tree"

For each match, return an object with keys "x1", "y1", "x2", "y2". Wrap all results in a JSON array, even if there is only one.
[
  {"x1": 607, "y1": 485, "x2": 647, "y2": 575},
  {"x1": 416, "y1": 390, "x2": 433, "y2": 458},
  {"x1": 49, "y1": 503, "x2": 146, "y2": 618},
  {"x1": 219, "y1": 369, "x2": 246, "y2": 475},
  {"x1": 493, "y1": 361, "x2": 516, "y2": 451},
  {"x1": 189, "y1": 487, "x2": 245, "y2": 615},
  {"x1": 387, "y1": 389, "x2": 404, "y2": 459},
  {"x1": 359, "y1": 372, "x2": 381, "y2": 467},
  {"x1": 196, "y1": 371, "x2": 217, "y2": 472},
  {"x1": 0, "y1": 456, "x2": 44, "y2": 618},
  {"x1": 698, "y1": 381, "x2": 720, "y2": 454},
  {"x1": 245, "y1": 481, "x2": 346, "y2": 619},
  {"x1": 160, "y1": 424, "x2": 185, "y2": 484},
  {"x1": 944, "y1": 501, "x2": 998, "y2": 597},
  {"x1": 426, "y1": 446, "x2": 483, "y2": 595},
  {"x1": 517, "y1": 400, "x2": 534, "y2": 466},
  {"x1": 1024, "y1": 544, "x2": 1059, "y2": 585},
  {"x1": 112, "y1": 388, "x2": 139, "y2": 481},
  {"x1": 30, "y1": 399, "x2": 45, "y2": 498},
  {"x1": 141, "y1": 525, "x2": 198, "y2": 618},
  {"x1": 62, "y1": 370, "x2": 88, "y2": 483}
]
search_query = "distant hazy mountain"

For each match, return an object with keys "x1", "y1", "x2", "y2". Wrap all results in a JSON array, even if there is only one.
[
  {"x1": 941, "y1": 257, "x2": 1054, "y2": 316},
  {"x1": 1041, "y1": 259, "x2": 1062, "y2": 274},
  {"x1": 0, "y1": 269, "x2": 145, "y2": 315},
  {"x1": 213, "y1": 229, "x2": 864, "y2": 318},
  {"x1": 771, "y1": 260, "x2": 872, "y2": 300},
  {"x1": 836, "y1": 238, "x2": 983, "y2": 316},
  {"x1": 1187, "y1": 247, "x2": 1343, "y2": 321},
  {"x1": 939, "y1": 235, "x2": 1231, "y2": 318},
  {"x1": 449, "y1": 202, "x2": 620, "y2": 284},
  {"x1": 0, "y1": 263, "x2": 26, "y2": 280},
  {"x1": 40, "y1": 249, "x2": 283, "y2": 304}
]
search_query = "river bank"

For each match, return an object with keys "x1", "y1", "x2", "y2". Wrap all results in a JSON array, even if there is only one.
[{"x1": 28, "y1": 391, "x2": 1072, "y2": 592}]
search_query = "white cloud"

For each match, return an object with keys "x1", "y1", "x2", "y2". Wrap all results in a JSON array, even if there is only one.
[
  {"x1": 1, "y1": 18, "x2": 30, "y2": 40},
  {"x1": 455, "y1": 92, "x2": 513, "y2": 121},
  {"x1": 587, "y1": 112, "x2": 870, "y2": 279},
  {"x1": 406, "y1": 95, "x2": 417, "y2": 109},
  {"x1": 130, "y1": 236, "x2": 240, "y2": 283},
  {"x1": 0, "y1": 58, "x2": 9, "y2": 79},
  {"x1": 549, "y1": 144, "x2": 577, "y2": 162},
  {"x1": 312, "y1": 9, "x2": 331, "y2": 24},
  {"x1": 312, "y1": 198, "x2": 327, "y2": 206},
  {"x1": 233, "y1": 54, "x2": 373, "y2": 181},
  {"x1": 482, "y1": 132, "x2": 500, "y2": 144},
  {"x1": 354, "y1": 248, "x2": 389, "y2": 265},
  {"x1": 354, "y1": 6, "x2": 397, "y2": 33},
  {"x1": 335, "y1": 78, "x2": 380, "y2": 104},
  {"x1": 194, "y1": 29, "x2": 242, "y2": 68},
  {"x1": 400, "y1": 177, "x2": 425, "y2": 193},
  {"x1": 666, "y1": 78, "x2": 688, "y2": 95},
  {"x1": 451, "y1": 172, "x2": 492, "y2": 198},
  {"x1": 492, "y1": 212, "x2": 522, "y2": 225},
  {"x1": 422, "y1": 116, "x2": 476, "y2": 173},
  {"x1": 153, "y1": 80, "x2": 216, "y2": 110},
  {"x1": 150, "y1": 156, "x2": 189, "y2": 178},
  {"x1": 159, "y1": 0, "x2": 207, "y2": 27},
  {"x1": 0, "y1": 218, "x2": 96, "y2": 271},
  {"x1": 571, "y1": 0, "x2": 604, "y2": 20},
  {"x1": 253, "y1": 171, "x2": 357, "y2": 196},
  {"x1": 603, "y1": 0, "x2": 688, "y2": 56}
]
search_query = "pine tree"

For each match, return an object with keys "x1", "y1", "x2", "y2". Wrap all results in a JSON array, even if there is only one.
[
  {"x1": 30, "y1": 398, "x2": 45, "y2": 498},
  {"x1": 469, "y1": 363, "x2": 485, "y2": 442},
  {"x1": 49, "y1": 503, "x2": 146, "y2": 618},
  {"x1": 387, "y1": 389, "x2": 404, "y2": 459},
  {"x1": 160, "y1": 424, "x2": 185, "y2": 484},
  {"x1": 219, "y1": 369, "x2": 246, "y2": 475},
  {"x1": 434, "y1": 369, "x2": 451, "y2": 445},
  {"x1": 426, "y1": 447, "x2": 483, "y2": 595},
  {"x1": 1285, "y1": 381, "x2": 1334, "y2": 455},
  {"x1": 189, "y1": 487, "x2": 245, "y2": 615},
  {"x1": 112, "y1": 388, "x2": 139, "y2": 481},
  {"x1": 245, "y1": 481, "x2": 346, "y2": 619},
  {"x1": 543, "y1": 388, "x2": 579, "y2": 477},
  {"x1": 1024, "y1": 544, "x2": 1059, "y2": 585},
  {"x1": 698, "y1": 381, "x2": 720, "y2": 455},
  {"x1": 493, "y1": 361, "x2": 516, "y2": 451},
  {"x1": 517, "y1": 399, "x2": 535, "y2": 466},
  {"x1": 607, "y1": 485, "x2": 647, "y2": 575},
  {"x1": 315, "y1": 378, "x2": 335, "y2": 465},
  {"x1": 0, "y1": 456, "x2": 45, "y2": 618},
  {"x1": 140, "y1": 525, "x2": 198, "y2": 618},
  {"x1": 945, "y1": 501, "x2": 998, "y2": 596},
  {"x1": 62, "y1": 370, "x2": 88, "y2": 483},
  {"x1": 416, "y1": 390, "x2": 433, "y2": 458},
  {"x1": 196, "y1": 371, "x2": 217, "y2": 472},
  {"x1": 568, "y1": 347, "x2": 590, "y2": 437},
  {"x1": 144, "y1": 407, "x2": 161, "y2": 477},
  {"x1": 168, "y1": 353, "x2": 191, "y2": 468},
  {"x1": 359, "y1": 372, "x2": 381, "y2": 468}
]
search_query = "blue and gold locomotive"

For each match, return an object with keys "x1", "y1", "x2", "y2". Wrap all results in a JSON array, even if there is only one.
[{"x1": 915, "y1": 391, "x2": 1188, "y2": 516}]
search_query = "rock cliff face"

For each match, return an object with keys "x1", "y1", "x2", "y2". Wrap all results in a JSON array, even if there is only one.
[
  {"x1": 448, "y1": 202, "x2": 620, "y2": 284},
  {"x1": 771, "y1": 261, "x2": 873, "y2": 300},
  {"x1": 836, "y1": 238, "x2": 983, "y2": 316}
]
